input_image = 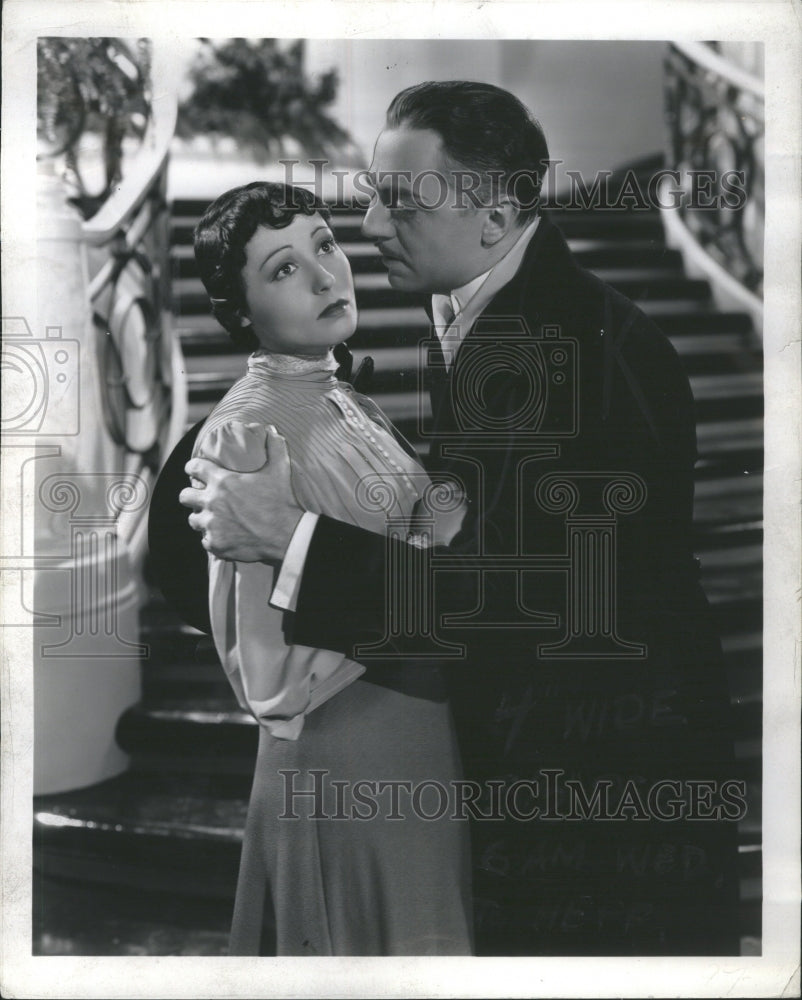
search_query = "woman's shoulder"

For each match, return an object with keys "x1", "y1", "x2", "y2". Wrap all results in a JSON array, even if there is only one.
[
  {"x1": 194, "y1": 418, "x2": 275, "y2": 473},
  {"x1": 193, "y1": 372, "x2": 281, "y2": 470}
]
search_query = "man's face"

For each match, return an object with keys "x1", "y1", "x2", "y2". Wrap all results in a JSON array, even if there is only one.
[{"x1": 362, "y1": 127, "x2": 488, "y2": 294}]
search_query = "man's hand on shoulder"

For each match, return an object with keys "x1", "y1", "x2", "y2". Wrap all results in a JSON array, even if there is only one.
[{"x1": 180, "y1": 425, "x2": 304, "y2": 563}]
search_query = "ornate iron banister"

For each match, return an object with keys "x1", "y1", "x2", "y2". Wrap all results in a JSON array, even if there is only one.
[
  {"x1": 80, "y1": 81, "x2": 184, "y2": 558},
  {"x1": 83, "y1": 94, "x2": 176, "y2": 246},
  {"x1": 663, "y1": 41, "x2": 764, "y2": 323},
  {"x1": 670, "y1": 41, "x2": 764, "y2": 99}
]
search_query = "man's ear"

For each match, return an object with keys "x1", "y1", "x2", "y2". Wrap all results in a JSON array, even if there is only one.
[{"x1": 481, "y1": 200, "x2": 521, "y2": 247}]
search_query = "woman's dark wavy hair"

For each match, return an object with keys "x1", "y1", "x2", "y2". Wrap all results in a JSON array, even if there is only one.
[
  {"x1": 193, "y1": 182, "x2": 330, "y2": 351},
  {"x1": 386, "y1": 81, "x2": 549, "y2": 223}
]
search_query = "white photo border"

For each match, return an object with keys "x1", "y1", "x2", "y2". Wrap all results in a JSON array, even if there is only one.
[{"x1": 2, "y1": 2, "x2": 800, "y2": 997}]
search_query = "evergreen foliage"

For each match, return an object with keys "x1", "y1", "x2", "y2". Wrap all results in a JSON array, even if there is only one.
[
  {"x1": 37, "y1": 37, "x2": 153, "y2": 218},
  {"x1": 176, "y1": 39, "x2": 357, "y2": 162}
]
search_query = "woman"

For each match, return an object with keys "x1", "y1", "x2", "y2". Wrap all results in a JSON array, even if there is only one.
[{"x1": 190, "y1": 182, "x2": 472, "y2": 956}]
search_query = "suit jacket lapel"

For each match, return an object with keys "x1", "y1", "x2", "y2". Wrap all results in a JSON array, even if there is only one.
[
  {"x1": 455, "y1": 213, "x2": 576, "y2": 352},
  {"x1": 427, "y1": 215, "x2": 577, "y2": 437}
]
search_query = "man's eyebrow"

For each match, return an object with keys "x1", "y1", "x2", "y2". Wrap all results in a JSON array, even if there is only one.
[{"x1": 368, "y1": 171, "x2": 413, "y2": 191}]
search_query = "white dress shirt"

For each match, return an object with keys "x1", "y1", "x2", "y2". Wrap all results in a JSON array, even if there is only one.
[{"x1": 271, "y1": 215, "x2": 541, "y2": 612}]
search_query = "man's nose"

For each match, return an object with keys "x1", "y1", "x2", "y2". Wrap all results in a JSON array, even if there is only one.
[{"x1": 361, "y1": 195, "x2": 394, "y2": 240}]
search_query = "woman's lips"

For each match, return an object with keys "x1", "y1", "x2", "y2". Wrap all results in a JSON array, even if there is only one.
[{"x1": 318, "y1": 298, "x2": 350, "y2": 319}]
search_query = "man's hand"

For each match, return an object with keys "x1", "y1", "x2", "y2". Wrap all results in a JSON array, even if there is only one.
[
  {"x1": 407, "y1": 479, "x2": 469, "y2": 549},
  {"x1": 180, "y1": 425, "x2": 304, "y2": 563}
]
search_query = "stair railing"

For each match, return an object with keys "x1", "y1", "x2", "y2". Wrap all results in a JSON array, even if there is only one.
[
  {"x1": 662, "y1": 41, "x2": 764, "y2": 331},
  {"x1": 82, "y1": 64, "x2": 185, "y2": 562}
]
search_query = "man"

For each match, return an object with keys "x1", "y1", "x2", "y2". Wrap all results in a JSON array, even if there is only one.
[{"x1": 180, "y1": 81, "x2": 739, "y2": 954}]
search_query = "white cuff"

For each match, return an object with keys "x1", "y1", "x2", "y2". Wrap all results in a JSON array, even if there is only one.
[{"x1": 269, "y1": 511, "x2": 319, "y2": 611}]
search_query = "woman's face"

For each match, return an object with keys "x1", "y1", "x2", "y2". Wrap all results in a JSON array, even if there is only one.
[{"x1": 239, "y1": 212, "x2": 356, "y2": 355}]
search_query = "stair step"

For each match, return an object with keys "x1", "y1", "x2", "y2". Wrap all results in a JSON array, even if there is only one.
[
  {"x1": 696, "y1": 417, "x2": 763, "y2": 464},
  {"x1": 701, "y1": 554, "x2": 762, "y2": 602},
  {"x1": 178, "y1": 306, "x2": 426, "y2": 342},
  {"x1": 171, "y1": 240, "x2": 687, "y2": 279},
  {"x1": 172, "y1": 274, "x2": 416, "y2": 314},
  {"x1": 143, "y1": 640, "x2": 763, "y2": 736},
  {"x1": 172, "y1": 271, "x2": 713, "y2": 318},
  {"x1": 176, "y1": 303, "x2": 757, "y2": 346},
  {"x1": 694, "y1": 495, "x2": 762, "y2": 532},
  {"x1": 696, "y1": 455, "x2": 763, "y2": 482},
  {"x1": 182, "y1": 333, "x2": 756, "y2": 378},
  {"x1": 693, "y1": 396, "x2": 763, "y2": 426},
  {"x1": 182, "y1": 344, "x2": 425, "y2": 383},
  {"x1": 691, "y1": 383, "x2": 763, "y2": 424},
  {"x1": 142, "y1": 607, "x2": 763, "y2": 722},
  {"x1": 181, "y1": 341, "x2": 759, "y2": 413},
  {"x1": 325, "y1": 211, "x2": 667, "y2": 244},
  {"x1": 143, "y1": 658, "x2": 226, "y2": 687},
  {"x1": 170, "y1": 192, "x2": 665, "y2": 218},
  {"x1": 695, "y1": 471, "x2": 762, "y2": 501},
  {"x1": 170, "y1": 210, "x2": 666, "y2": 249},
  {"x1": 139, "y1": 617, "x2": 211, "y2": 667},
  {"x1": 721, "y1": 632, "x2": 762, "y2": 703},
  {"x1": 697, "y1": 545, "x2": 762, "y2": 620},
  {"x1": 35, "y1": 868, "x2": 759, "y2": 955},
  {"x1": 124, "y1": 628, "x2": 764, "y2": 753},
  {"x1": 265, "y1": 410, "x2": 760, "y2": 485},
  {"x1": 690, "y1": 372, "x2": 763, "y2": 400},
  {"x1": 186, "y1": 371, "x2": 765, "y2": 430},
  {"x1": 694, "y1": 522, "x2": 762, "y2": 552},
  {"x1": 143, "y1": 673, "x2": 232, "y2": 703},
  {"x1": 34, "y1": 772, "x2": 248, "y2": 895},
  {"x1": 140, "y1": 604, "x2": 206, "y2": 641},
  {"x1": 33, "y1": 876, "x2": 232, "y2": 956},
  {"x1": 697, "y1": 542, "x2": 762, "y2": 571},
  {"x1": 117, "y1": 697, "x2": 258, "y2": 770},
  {"x1": 654, "y1": 311, "x2": 755, "y2": 336},
  {"x1": 711, "y1": 589, "x2": 762, "y2": 632},
  {"x1": 35, "y1": 770, "x2": 249, "y2": 838}
]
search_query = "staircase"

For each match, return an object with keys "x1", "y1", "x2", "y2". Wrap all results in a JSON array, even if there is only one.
[{"x1": 33, "y1": 162, "x2": 763, "y2": 955}]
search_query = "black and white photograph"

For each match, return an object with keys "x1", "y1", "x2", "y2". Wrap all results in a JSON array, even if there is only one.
[{"x1": 2, "y1": 2, "x2": 799, "y2": 997}]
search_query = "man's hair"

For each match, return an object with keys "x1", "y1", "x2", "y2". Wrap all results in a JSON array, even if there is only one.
[
  {"x1": 193, "y1": 182, "x2": 330, "y2": 351},
  {"x1": 386, "y1": 81, "x2": 549, "y2": 223}
]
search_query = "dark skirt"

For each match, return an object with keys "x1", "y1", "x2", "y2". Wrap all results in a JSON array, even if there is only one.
[{"x1": 229, "y1": 676, "x2": 474, "y2": 956}]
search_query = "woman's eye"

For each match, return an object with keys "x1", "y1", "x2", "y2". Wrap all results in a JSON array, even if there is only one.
[
  {"x1": 273, "y1": 261, "x2": 297, "y2": 280},
  {"x1": 318, "y1": 237, "x2": 337, "y2": 254}
]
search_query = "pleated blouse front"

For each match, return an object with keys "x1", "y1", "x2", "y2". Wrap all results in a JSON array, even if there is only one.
[{"x1": 193, "y1": 350, "x2": 430, "y2": 739}]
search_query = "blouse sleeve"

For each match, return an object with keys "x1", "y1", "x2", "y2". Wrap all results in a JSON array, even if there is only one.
[{"x1": 194, "y1": 420, "x2": 365, "y2": 740}]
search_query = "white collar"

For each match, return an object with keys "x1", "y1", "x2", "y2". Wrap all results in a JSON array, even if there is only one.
[
  {"x1": 448, "y1": 268, "x2": 492, "y2": 318},
  {"x1": 430, "y1": 216, "x2": 540, "y2": 370},
  {"x1": 432, "y1": 216, "x2": 540, "y2": 327}
]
